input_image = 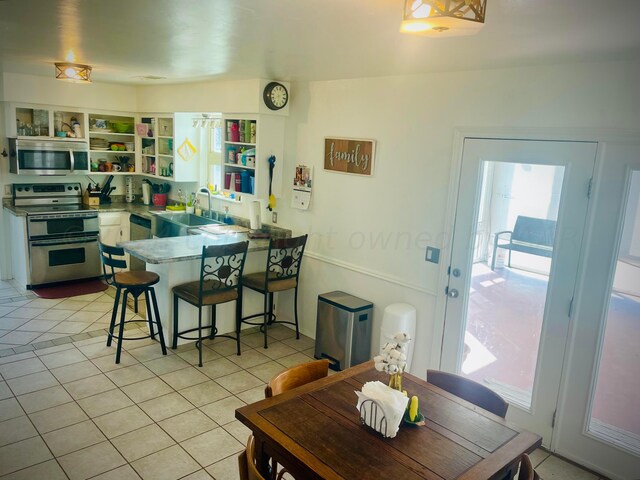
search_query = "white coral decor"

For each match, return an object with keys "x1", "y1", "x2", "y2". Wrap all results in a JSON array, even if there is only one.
[{"x1": 374, "y1": 332, "x2": 411, "y2": 375}]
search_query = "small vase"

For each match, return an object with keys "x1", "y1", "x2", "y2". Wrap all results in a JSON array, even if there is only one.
[
  {"x1": 186, "y1": 206, "x2": 195, "y2": 214},
  {"x1": 388, "y1": 372, "x2": 403, "y2": 391}
]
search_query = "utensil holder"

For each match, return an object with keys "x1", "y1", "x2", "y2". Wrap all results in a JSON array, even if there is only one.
[{"x1": 153, "y1": 193, "x2": 167, "y2": 207}]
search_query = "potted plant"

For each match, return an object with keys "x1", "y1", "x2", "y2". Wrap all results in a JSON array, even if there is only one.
[{"x1": 186, "y1": 193, "x2": 196, "y2": 214}]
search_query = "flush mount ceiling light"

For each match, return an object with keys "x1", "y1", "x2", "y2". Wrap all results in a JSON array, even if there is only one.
[
  {"x1": 400, "y1": 0, "x2": 487, "y2": 36},
  {"x1": 54, "y1": 62, "x2": 92, "y2": 83}
]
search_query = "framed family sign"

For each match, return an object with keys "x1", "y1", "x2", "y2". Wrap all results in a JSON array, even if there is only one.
[{"x1": 324, "y1": 137, "x2": 375, "y2": 176}]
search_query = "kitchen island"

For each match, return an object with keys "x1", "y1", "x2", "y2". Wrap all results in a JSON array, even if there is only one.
[{"x1": 119, "y1": 232, "x2": 280, "y2": 349}]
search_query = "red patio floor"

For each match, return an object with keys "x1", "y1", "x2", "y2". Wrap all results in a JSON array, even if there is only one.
[{"x1": 463, "y1": 262, "x2": 640, "y2": 439}]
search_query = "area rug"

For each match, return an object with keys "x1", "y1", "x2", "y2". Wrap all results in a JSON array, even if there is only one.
[{"x1": 31, "y1": 278, "x2": 108, "y2": 299}]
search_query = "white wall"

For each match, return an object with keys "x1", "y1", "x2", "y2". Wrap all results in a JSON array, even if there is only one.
[
  {"x1": 276, "y1": 60, "x2": 640, "y2": 377},
  {"x1": 3, "y1": 72, "x2": 137, "y2": 111},
  {"x1": 136, "y1": 79, "x2": 260, "y2": 113}
]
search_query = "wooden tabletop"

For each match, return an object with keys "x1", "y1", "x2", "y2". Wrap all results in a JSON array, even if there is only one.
[{"x1": 236, "y1": 362, "x2": 542, "y2": 480}]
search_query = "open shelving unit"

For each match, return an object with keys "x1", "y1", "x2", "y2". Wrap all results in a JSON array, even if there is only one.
[
  {"x1": 219, "y1": 115, "x2": 284, "y2": 202},
  {"x1": 88, "y1": 113, "x2": 136, "y2": 175}
]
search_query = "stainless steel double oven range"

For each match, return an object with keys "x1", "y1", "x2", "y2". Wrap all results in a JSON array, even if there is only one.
[{"x1": 14, "y1": 183, "x2": 102, "y2": 287}]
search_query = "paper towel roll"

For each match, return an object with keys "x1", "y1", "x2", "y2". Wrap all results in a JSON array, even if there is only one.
[
  {"x1": 249, "y1": 201, "x2": 261, "y2": 230},
  {"x1": 142, "y1": 183, "x2": 151, "y2": 205}
]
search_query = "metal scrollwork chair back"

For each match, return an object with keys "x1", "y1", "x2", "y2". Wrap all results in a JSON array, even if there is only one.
[
  {"x1": 241, "y1": 234, "x2": 308, "y2": 349},
  {"x1": 172, "y1": 241, "x2": 249, "y2": 367}
]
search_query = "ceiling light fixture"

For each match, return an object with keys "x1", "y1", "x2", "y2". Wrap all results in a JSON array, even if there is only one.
[
  {"x1": 54, "y1": 62, "x2": 92, "y2": 83},
  {"x1": 400, "y1": 0, "x2": 487, "y2": 37}
]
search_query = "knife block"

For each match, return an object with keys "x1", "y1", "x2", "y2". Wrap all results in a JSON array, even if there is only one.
[{"x1": 82, "y1": 191, "x2": 100, "y2": 206}]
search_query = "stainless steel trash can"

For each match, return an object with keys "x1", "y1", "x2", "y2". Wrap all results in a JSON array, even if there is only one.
[{"x1": 314, "y1": 291, "x2": 373, "y2": 371}]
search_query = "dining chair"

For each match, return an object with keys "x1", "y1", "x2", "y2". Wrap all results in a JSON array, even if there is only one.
[
  {"x1": 427, "y1": 369, "x2": 509, "y2": 418},
  {"x1": 239, "y1": 435, "x2": 287, "y2": 480},
  {"x1": 98, "y1": 242, "x2": 167, "y2": 364},
  {"x1": 172, "y1": 241, "x2": 249, "y2": 367},
  {"x1": 241, "y1": 234, "x2": 308, "y2": 349},
  {"x1": 518, "y1": 453, "x2": 541, "y2": 480},
  {"x1": 266, "y1": 359, "x2": 330, "y2": 397}
]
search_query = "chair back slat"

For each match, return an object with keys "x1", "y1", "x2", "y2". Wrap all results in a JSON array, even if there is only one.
[
  {"x1": 199, "y1": 241, "x2": 249, "y2": 299},
  {"x1": 98, "y1": 241, "x2": 127, "y2": 282},
  {"x1": 427, "y1": 369, "x2": 509, "y2": 418},
  {"x1": 238, "y1": 435, "x2": 266, "y2": 480},
  {"x1": 266, "y1": 359, "x2": 330, "y2": 398},
  {"x1": 266, "y1": 234, "x2": 308, "y2": 283},
  {"x1": 518, "y1": 453, "x2": 541, "y2": 480}
]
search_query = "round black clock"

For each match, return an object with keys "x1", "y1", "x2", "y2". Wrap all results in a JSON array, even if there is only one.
[{"x1": 263, "y1": 82, "x2": 288, "y2": 110}]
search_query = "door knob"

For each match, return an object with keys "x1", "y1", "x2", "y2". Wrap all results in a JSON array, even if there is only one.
[{"x1": 447, "y1": 288, "x2": 459, "y2": 298}]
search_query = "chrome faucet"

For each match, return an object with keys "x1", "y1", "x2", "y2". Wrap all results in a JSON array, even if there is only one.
[{"x1": 198, "y1": 186, "x2": 212, "y2": 218}]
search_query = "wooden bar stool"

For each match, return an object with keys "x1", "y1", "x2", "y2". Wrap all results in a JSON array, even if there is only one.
[
  {"x1": 98, "y1": 242, "x2": 167, "y2": 364},
  {"x1": 172, "y1": 241, "x2": 249, "y2": 367},
  {"x1": 241, "y1": 234, "x2": 308, "y2": 349}
]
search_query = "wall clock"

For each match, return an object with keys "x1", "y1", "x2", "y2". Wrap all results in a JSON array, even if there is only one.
[{"x1": 263, "y1": 82, "x2": 288, "y2": 110}]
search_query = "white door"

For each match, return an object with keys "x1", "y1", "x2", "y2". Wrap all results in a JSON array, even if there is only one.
[
  {"x1": 441, "y1": 138, "x2": 597, "y2": 445},
  {"x1": 554, "y1": 142, "x2": 640, "y2": 480}
]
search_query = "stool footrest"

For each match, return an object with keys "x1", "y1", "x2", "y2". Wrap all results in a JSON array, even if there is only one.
[
  {"x1": 108, "y1": 333, "x2": 157, "y2": 342},
  {"x1": 175, "y1": 327, "x2": 238, "y2": 344},
  {"x1": 241, "y1": 312, "x2": 276, "y2": 326}
]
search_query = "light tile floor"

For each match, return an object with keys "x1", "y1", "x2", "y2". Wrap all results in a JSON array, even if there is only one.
[{"x1": 0, "y1": 280, "x2": 609, "y2": 480}]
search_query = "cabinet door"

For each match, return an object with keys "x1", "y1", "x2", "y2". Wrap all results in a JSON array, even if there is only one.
[
  {"x1": 99, "y1": 224, "x2": 120, "y2": 247},
  {"x1": 173, "y1": 113, "x2": 199, "y2": 182},
  {"x1": 8, "y1": 214, "x2": 30, "y2": 288},
  {"x1": 98, "y1": 213, "x2": 124, "y2": 273},
  {"x1": 119, "y1": 213, "x2": 131, "y2": 270}
]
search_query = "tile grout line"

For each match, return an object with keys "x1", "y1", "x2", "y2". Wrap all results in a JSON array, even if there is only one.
[{"x1": 1, "y1": 332, "x2": 305, "y2": 478}]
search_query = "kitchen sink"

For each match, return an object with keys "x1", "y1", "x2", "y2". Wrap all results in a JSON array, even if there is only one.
[
  {"x1": 152, "y1": 211, "x2": 222, "y2": 237},
  {"x1": 162, "y1": 213, "x2": 217, "y2": 227}
]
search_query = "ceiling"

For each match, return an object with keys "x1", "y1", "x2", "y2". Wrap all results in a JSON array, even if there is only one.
[{"x1": 1, "y1": 0, "x2": 639, "y2": 85}]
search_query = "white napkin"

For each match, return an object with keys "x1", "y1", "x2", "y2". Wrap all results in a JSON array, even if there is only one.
[{"x1": 355, "y1": 381, "x2": 409, "y2": 438}]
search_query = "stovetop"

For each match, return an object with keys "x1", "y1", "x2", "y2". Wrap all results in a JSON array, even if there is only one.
[{"x1": 19, "y1": 204, "x2": 95, "y2": 215}]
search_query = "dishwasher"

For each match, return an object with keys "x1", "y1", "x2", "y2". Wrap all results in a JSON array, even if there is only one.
[{"x1": 129, "y1": 213, "x2": 151, "y2": 271}]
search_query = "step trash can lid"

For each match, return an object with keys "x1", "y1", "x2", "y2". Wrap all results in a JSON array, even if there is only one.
[{"x1": 318, "y1": 291, "x2": 373, "y2": 312}]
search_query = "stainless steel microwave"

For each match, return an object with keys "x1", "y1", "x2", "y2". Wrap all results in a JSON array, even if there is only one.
[{"x1": 8, "y1": 138, "x2": 89, "y2": 175}]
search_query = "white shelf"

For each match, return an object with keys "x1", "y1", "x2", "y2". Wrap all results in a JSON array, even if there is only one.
[
  {"x1": 158, "y1": 154, "x2": 174, "y2": 158},
  {"x1": 88, "y1": 131, "x2": 134, "y2": 137},
  {"x1": 89, "y1": 150, "x2": 135, "y2": 154},
  {"x1": 225, "y1": 141, "x2": 256, "y2": 147},
  {"x1": 158, "y1": 135, "x2": 173, "y2": 139},
  {"x1": 88, "y1": 171, "x2": 137, "y2": 176},
  {"x1": 138, "y1": 172, "x2": 175, "y2": 181},
  {"x1": 211, "y1": 192, "x2": 246, "y2": 203},
  {"x1": 223, "y1": 163, "x2": 255, "y2": 170}
]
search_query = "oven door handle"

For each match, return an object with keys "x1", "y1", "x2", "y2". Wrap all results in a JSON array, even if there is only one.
[
  {"x1": 69, "y1": 149, "x2": 75, "y2": 173},
  {"x1": 28, "y1": 214, "x2": 99, "y2": 222},
  {"x1": 30, "y1": 237, "x2": 98, "y2": 247}
]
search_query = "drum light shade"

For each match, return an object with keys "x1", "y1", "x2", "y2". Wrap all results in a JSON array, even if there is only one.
[
  {"x1": 54, "y1": 63, "x2": 92, "y2": 83},
  {"x1": 400, "y1": 0, "x2": 487, "y2": 36}
]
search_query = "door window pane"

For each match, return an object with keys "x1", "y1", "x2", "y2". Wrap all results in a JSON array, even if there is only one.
[
  {"x1": 462, "y1": 161, "x2": 565, "y2": 408},
  {"x1": 589, "y1": 170, "x2": 640, "y2": 454}
]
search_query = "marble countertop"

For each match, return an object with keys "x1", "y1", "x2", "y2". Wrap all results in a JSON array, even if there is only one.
[{"x1": 119, "y1": 233, "x2": 270, "y2": 264}]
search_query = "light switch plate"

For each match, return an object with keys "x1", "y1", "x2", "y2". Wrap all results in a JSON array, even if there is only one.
[
  {"x1": 4, "y1": 185, "x2": 12, "y2": 196},
  {"x1": 426, "y1": 246, "x2": 440, "y2": 264},
  {"x1": 272, "y1": 212, "x2": 278, "y2": 223}
]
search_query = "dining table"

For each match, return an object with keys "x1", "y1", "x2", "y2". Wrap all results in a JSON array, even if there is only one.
[{"x1": 235, "y1": 361, "x2": 542, "y2": 480}]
